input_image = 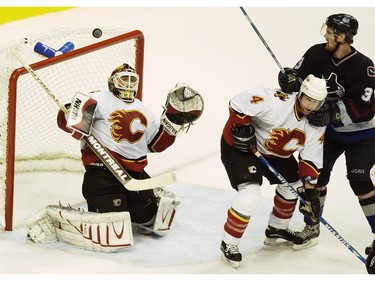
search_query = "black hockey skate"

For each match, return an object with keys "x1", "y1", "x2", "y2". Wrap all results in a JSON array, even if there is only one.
[
  {"x1": 365, "y1": 239, "x2": 375, "y2": 274},
  {"x1": 220, "y1": 240, "x2": 242, "y2": 268},
  {"x1": 293, "y1": 223, "x2": 320, "y2": 250},
  {"x1": 264, "y1": 225, "x2": 299, "y2": 246}
]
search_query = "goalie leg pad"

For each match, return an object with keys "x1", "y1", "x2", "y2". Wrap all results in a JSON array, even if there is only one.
[
  {"x1": 43, "y1": 205, "x2": 133, "y2": 252},
  {"x1": 25, "y1": 208, "x2": 57, "y2": 243},
  {"x1": 152, "y1": 190, "x2": 180, "y2": 236},
  {"x1": 153, "y1": 196, "x2": 179, "y2": 235},
  {"x1": 136, "y1": 189, "x2": 180, "y2": 236}
]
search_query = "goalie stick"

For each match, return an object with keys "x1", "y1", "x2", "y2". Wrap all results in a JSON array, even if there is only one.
[
  {"x1": 251, "y1": 148, "x2": 366, "y2": 264},
  {"x1": 14, "y1": 54, "x2": 176, "y2": 191}
]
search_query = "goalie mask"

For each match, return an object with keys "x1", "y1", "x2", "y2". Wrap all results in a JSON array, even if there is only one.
[
  {"x1": 298, "y1": 74, "x2": 327, "y2": 110},
  {"x1": 108, "y1": 63, "x2": 139, "y2": 103}
]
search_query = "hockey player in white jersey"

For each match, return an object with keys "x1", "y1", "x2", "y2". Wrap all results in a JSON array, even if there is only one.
[
  {"x1": 25, "y1": 63, "x2": 204, "y2": 252},
  {"x1": 219, "y1": 74, "x2": 327, "y2": 268}
]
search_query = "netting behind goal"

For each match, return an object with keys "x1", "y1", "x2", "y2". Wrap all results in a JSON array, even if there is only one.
[{"x1": 0, "y1": 27, "x2": 144, "y2": 230}]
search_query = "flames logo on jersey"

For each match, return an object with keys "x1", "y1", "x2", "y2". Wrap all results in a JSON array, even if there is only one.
[
  {"x1": 109, "y1": 109, "x2": 147, "y2": 143},
  {"x1": 264, "y1": 128, "x2": 306, "y2": 157},
  {"x1": 274, "y1": 91, "x2": 290, "y2": 101}
]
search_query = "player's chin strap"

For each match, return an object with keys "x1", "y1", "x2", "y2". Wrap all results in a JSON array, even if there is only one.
[
  {"x1": 251, "y1": 147, "x2": 366, "y2": 264},
  {"x1": 161, "y1": 83, "x2": 204, "y2": 136},
  {"x1": 25, "y1": 204, "x2": 133, "y2": 252}
]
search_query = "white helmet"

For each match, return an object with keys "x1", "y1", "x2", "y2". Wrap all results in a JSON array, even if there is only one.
[{"x1": 298, "y1": 74, "x2": 327, "y2": 109}]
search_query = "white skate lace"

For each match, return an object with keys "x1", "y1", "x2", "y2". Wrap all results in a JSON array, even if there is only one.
[
  {"x1": 298, "y1": 225, "x2": 319, "y2": 239},
  {"x1": 284, "y1": 228, "x2": 296, "y2": 235},
  {"x1": 225, "y1": 244, "x2": 240, "y2": 254}
]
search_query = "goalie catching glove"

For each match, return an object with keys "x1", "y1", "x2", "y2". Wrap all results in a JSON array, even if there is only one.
[
  {"x1": 161, "y1": 83, "x2": 204, "y2": 136},
  {"x1": 65, "y1": 92, "x2": 98, "y2": 140}
]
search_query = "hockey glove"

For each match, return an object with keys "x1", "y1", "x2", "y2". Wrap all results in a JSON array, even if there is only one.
[
  {"x1": 161, "y1": 83, "x2": 204, "y2": 136},
  {"x1": 278, "y1": 67, "x2": 301, "y2": 94},
  {"x1": 366, "y1": 240, "x2": 375, "y2": 274},
  {"x1": 57, "y1": 103, "x2": 86, "y2": 140},
  {"x1": 298, "y1": 188, "x2": 321, "y2": 223},
  {"x1": 231, "y1": 124, "x2": 256, "y2": 153},
  {"x1": 307, "y1": 100, "x2": 340, "y2": 127}
]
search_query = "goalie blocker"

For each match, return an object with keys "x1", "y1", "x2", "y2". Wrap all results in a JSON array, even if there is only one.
[
  {"x1": 66, "y1": 92, "x2": 98, "y2": 140},
  {"x1": 161, "y1": 83, "x2": 204, "y2": 136}
]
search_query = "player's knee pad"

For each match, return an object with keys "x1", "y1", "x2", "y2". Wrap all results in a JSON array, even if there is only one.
[
  {"x1": 86, "y1": 193, "x2": 128, "y2": 213},
  {"x1": 231, "y1": 183, "x2": 261, "y2": 216},
  {"x1": 276, "y1": 180, "x2": 301, "y2": 201},
  {"x1": 350, "y1": 180, "x2": 375, "y2": 197}
]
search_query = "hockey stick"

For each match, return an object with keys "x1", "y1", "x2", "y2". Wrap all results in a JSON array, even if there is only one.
[
  {"x1": 14, "y1": 54, "x2": 176, "y2": 191},
  {"x1": 239, "y1": 7, "x2": 285, "y2": 74},
  {"x1": 252, "y1": 148, "x2": 366, "y2": 264}
]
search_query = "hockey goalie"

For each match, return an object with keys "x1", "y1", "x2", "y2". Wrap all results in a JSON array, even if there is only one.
[{"x1": 25, "y1": 63, "x2": 204, "y2": 252}]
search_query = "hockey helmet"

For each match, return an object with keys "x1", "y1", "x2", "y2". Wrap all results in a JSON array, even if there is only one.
[
  {"x1": 298, "y1": 75, "x2": 327, "y2": 110},
  {"x1": 108, "y1": 63, "x2": 139, "y2": 103},
  {"x1": 323, "y1": 13, "x2": 358, "y2": 42}
]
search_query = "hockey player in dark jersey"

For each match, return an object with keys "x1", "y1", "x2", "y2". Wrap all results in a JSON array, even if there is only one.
[{"x1": 278, "y1": 13, "x2": 375, "y2": 274}]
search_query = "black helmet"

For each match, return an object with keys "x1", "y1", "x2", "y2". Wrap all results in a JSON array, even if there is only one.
[{"x1": 325, "y1": 13, "x2": 358, "y2": 41}]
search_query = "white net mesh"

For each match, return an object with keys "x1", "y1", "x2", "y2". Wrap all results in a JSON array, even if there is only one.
[{"x1": 0, "y1": 26, "x2": 143, "y2": 229}]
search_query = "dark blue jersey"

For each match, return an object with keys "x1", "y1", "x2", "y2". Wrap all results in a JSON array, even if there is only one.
[{"x1": 293, "y1": 43, "x2": 375, "y2": 143}]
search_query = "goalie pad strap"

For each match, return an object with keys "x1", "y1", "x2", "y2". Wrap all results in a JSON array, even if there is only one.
[{"x1": 25, "y1": 208, "x2": 57, "y2": 243}]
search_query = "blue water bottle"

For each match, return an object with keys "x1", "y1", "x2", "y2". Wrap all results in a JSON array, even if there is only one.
[
  {"x1": 55, "y1": 42, "x2": 75, "y2": 56},
  {"x1": 34, "y1": 42, "x2": 56, "y2": 58}
]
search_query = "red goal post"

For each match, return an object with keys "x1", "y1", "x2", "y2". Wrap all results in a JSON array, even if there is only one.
[{"x1": 0, "y1": 27, "x2": 144, "y2": 231}]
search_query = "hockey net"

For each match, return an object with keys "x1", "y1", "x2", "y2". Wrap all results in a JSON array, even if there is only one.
[{"x1": 0, "y1": 27, "x2": 144, "y2": 230}]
